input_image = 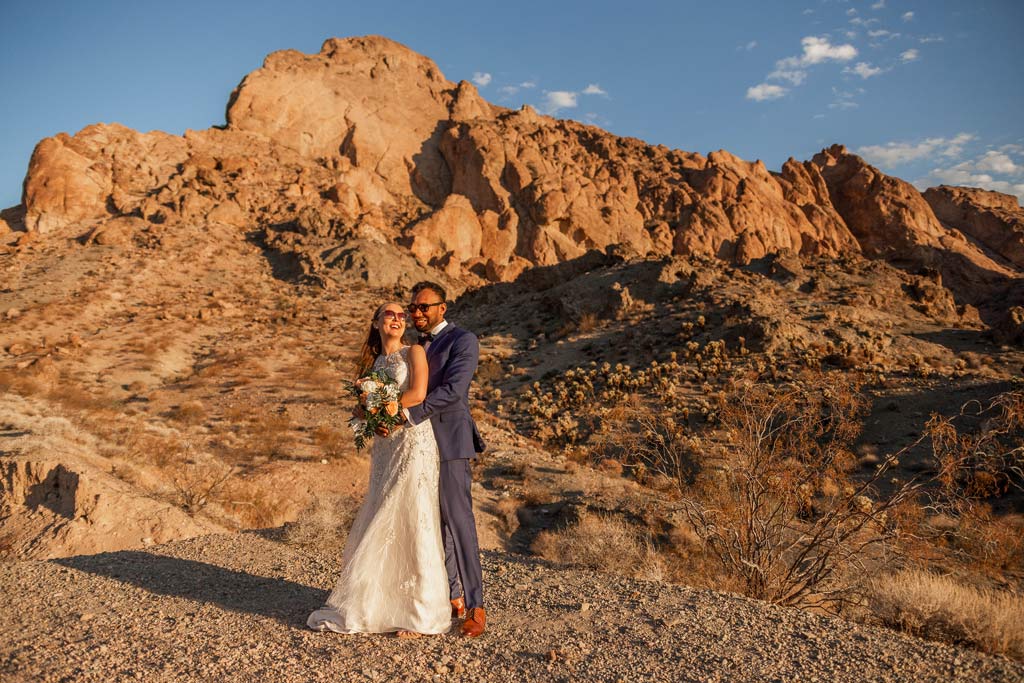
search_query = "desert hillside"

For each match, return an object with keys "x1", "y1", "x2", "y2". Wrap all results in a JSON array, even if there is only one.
[{"x1": 1, "y1": 35, "x2": 1023, "y2": 679}]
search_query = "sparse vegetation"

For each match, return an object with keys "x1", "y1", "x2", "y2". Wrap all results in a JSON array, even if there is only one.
[
  {"x1": 868, "y1": 568, "x2": 1024, "y2": 658},
  {"x1": 533, "y1": 511, "x2": 665, "y2": 581},
  {"x1": 313, "y1": 424, "x2": 351, "y2": 460}
]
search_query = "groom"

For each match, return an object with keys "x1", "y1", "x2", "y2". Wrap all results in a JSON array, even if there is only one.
[{"x1": 403, "y1": 281, "x2": 487, "y2": 638}]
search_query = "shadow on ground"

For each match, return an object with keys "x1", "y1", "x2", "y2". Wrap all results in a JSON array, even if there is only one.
[{"x1": 53, "y1": 550, "x2": 326, "y2": 627}]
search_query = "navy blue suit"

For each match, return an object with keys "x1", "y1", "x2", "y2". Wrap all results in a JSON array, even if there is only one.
[{"x1": 406, "y1": 323, "x2": 485, "y2": 608}]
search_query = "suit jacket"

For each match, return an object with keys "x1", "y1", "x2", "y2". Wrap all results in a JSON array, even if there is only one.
[{"x1": 407, "y1": 323, "x2": 486, "y2": 460}]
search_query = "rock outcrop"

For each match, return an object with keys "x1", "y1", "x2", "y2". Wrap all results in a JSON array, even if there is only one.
[
  {"x1": 12, "y1": 36, "x2": 1024, "y2": 309},
  {"x1": 923, "y1": 185, "x2": 1024, "y2": 270},
  {"x1": 1, "y1": 454, "x2": 225, "y2": 559}
]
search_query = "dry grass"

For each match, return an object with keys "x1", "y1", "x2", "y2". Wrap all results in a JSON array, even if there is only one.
[
  {"x1": 169, "y1": 400, "x2": 207, "y2": 425},
  {"x1": 312, "y1": 424, "x2": 352, "y2": 460},
  {"x1": 291, "y1": 358, "x2": 338, "y2": 386},
  {"x1": 532, "y1": 512, "x2": 665, "y2": 580},
  {"x1": 217, "y1": 478, "x2": 288, "y2": 528},
  {"x1": 0, "y1": 366, "x2": 120, "y2": 412},
  {"x1": 868, "y1": 569, "x2": 1024, "y2": 659},
  {"x1": 243, "y1": 412, "x2": 294, "y2": 459},
  {"x1": 279, "y1": 494, "x2": 360, "y2": 549}
]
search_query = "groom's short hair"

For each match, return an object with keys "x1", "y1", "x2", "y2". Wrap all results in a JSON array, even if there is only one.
[{"x1": 411, "y1": 281, "x2": 447, "y2": 302}]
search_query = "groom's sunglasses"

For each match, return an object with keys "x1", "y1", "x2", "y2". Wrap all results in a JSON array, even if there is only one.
[{"x1": 407, "y1": 302, "x2": 444, "y2": 314}]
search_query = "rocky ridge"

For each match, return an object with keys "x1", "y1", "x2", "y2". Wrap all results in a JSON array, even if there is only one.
[{"x1": 9, "y1": 37, "x2": 1022, "y2": 311}]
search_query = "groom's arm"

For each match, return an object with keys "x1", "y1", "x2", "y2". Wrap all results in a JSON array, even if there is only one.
[{"x1": 406, "y1": 332, "x2": 479, "y2": 426}]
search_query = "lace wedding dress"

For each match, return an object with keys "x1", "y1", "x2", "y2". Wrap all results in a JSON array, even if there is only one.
[{"x1": 307, "y1": 347, "x2": 451, "y2": 634}]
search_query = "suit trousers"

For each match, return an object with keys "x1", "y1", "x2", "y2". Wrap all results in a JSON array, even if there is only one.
[{"x1": 439, "y1": 458, "x2": 483, "y2": 609}]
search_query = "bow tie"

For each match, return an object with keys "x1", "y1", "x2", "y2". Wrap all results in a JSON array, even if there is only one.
[{"x1": 417, "y1": 333, "x2": 434, "y2": 345}]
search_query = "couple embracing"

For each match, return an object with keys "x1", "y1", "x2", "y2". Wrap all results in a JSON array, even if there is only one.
[{"x1": 307, "y1": 281, "x2": 487, "y2": 638}]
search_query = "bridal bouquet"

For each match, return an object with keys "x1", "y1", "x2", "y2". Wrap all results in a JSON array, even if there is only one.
[{"x1": 345, "y1": 370, "x2": 403, "y2": 450}]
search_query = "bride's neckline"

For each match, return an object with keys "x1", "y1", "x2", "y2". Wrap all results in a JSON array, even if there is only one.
[{"x1": 379, "y1": 346, "x2": 407, "y2": 359}]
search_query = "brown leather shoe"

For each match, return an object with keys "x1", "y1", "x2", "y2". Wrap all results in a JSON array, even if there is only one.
[
  {"x1": 460, "y1": 607, "x2": 486, "y2": 638},
  {"x1": 450, "y1": 597, "x2": 466, "y2": 619}
]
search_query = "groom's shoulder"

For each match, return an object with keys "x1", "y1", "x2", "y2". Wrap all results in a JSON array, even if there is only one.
[{"x1": 446, "y1": 324, "x2": 479, "y2": 348}]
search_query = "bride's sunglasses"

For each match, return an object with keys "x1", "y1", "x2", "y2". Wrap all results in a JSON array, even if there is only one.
[
  {"x1": 380, "y1": 310, "x2": 408, "y2": 322},
  {"x1": 407, "y1": 302, "x2": 444, "y2": 314}
]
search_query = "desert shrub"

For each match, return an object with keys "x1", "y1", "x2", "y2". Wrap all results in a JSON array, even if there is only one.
[
  {"x1": 171, "y1": 444, "x2": 234, "y2": 515},
  {"x1": 169, "y1": 400, "x2": 207, "y2": 425},
  {"x1": 930, "y1": 390, "x2": 1024, "y2": 500},
  {"x1": 532, "y1": 512, "x2": 664, "y2": 580},
  {"x1": 679, "y1": 371, "x2": 921, "y2": 610},
  {"x1": 244, "y1": 412, "x2": 294, "y2": 459},
  {"x1": 594, "y1": 411, "x2": 702, "y2": 493},
  {"x1": 868, "y1": 569, "x2": 1024, "y2": 659},
  {"x1": 919, "y1": 389, "x2": 1024, "y2": 574},
  {"x1": 515, "y1": 345, "x2": 738, "y2": 448}
]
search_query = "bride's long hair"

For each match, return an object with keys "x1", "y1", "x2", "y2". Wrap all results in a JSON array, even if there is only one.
[{"x1": 354, "y1": 304, "x2": 388, "y2": 377}]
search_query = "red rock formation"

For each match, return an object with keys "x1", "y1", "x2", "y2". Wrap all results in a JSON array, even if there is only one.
[
  {"x1": 12, "y1": 36, "x2": 1024, "y2": 308},
  {"x1": 923, "y1": 185, "x2": 1024, "y2": 270}
]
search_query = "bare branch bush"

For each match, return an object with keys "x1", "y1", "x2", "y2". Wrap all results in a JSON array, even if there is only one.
[
  {"x1": 171, "y1": 442, "x2": 235, "y2": 515},
  {"x1": 924, "y1": 389, "x2": 1024, "y2": 574},
  {"x1": 679, "y1": 371, "x2": 931, "y2": 611}
]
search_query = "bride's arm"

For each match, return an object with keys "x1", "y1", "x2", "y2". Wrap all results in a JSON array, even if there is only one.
[{"x1": 400, "y1": 344, "x2": 428, "y2": 408}]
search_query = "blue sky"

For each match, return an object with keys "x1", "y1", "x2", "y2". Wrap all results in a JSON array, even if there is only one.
[{"x1": 1, "y1": 0, "x2": 1022, "y2": 210}]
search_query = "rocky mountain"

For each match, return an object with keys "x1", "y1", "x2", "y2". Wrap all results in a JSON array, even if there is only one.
[{"x1": 10, "y1": 36, "x2": 1022, "y2": 309}]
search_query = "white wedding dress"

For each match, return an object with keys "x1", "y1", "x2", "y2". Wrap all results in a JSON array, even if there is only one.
[{"x1": 307, "y1": 347, "x2": 451, "y2": 634}]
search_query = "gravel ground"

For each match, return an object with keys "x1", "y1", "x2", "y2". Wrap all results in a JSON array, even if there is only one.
[{"x1": 1, "y1": 531, "x2": 1021, "y2": 683}]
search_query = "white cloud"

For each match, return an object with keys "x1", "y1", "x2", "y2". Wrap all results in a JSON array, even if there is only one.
[
  {"x1": 975, "y1": 150, "x2": 1021, "y2": 175},
  {"x1": 922, "y1": 159, "x2": 1024, "y2": 201},
  {"x1": 857, "y1": 133, "x2": 976, "y2": 167},
  {"x1": 902, "y1": 11, "x2": 914, "y2": 21},
  {"x1": 738, "y1": 40, "x2": 758, "y2": 51},
  {"x1": 746, "y1": 83, "x2": 788, "y2": 101},
  {"x1": 919, "y1": 35, "x2": 944, "y2": 43},
  {"x1": 868, "y1": 30, "x2": 901, "y2": 41},
  {"x1": 777, "y1": 36, "x2": 858, "y2": 68},
  {"x1": 828, "y1": 89, "x2": 860, "y2": 110},
  {"x1": 768, "y1": 68, "x2": 807, "y2": 85},
  {"x1": 582, "y1": 84, "x2": 607, "y2": 96},
  {"x1": 941, "y1": 133, "x2": 975, "y2": 157},
  {"x1": 900, "y1": 49, "x2": 919, "y2": 62},
  {"x1": 472, "y1": 72, "x2": 492, "y2": 87},
  {"x1": 844, "y1": 62, "x2": 885, "y2": 79},
  {"x1": 803, "y1": 8, "x2": 814, "y2": 15},
  {"x1": 847, "y1": 8, "x2": 858, "y2": 16},
  {"x1": 498, "y1": 80, "x2": 538, "y2": 98},
  {"x1": 871, "y1": 0, "x2": 886, "y2": 8},
  {"x1": 754, "y1": 35, "x2": 858, "y2": 101},
  {"x1": 540, "y1": 90, "x2": 578, "y2": 114}
]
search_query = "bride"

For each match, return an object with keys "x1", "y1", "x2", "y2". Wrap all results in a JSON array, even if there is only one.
[{"x1": 307, "y1": 302, "x2": 451, "y2": 636}]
